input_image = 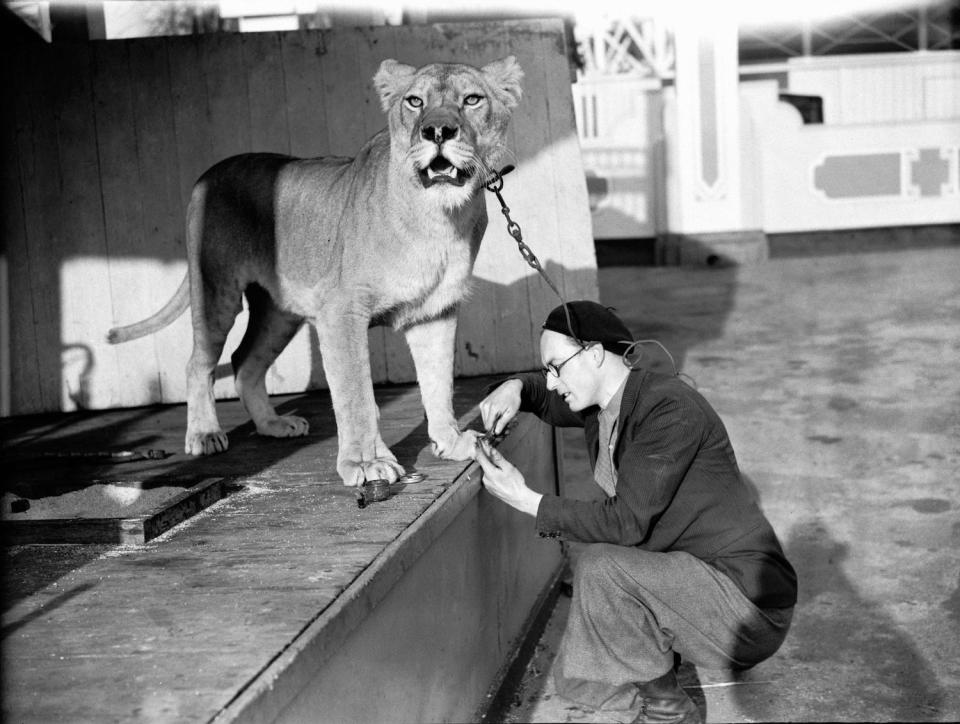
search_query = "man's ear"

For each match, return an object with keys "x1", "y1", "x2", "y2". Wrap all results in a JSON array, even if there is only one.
[{"x1": 591, "y1": 344, "x2": 606, "y2": 366}]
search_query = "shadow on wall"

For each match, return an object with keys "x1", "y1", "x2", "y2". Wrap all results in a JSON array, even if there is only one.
[{"x1": 585, "y1": 181, "x2": 659, "y2": 249}]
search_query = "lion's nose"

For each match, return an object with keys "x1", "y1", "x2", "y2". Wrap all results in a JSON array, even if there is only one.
[
  {"x1": 421, "y1": 123, "x2": 459, "y2": 144},
  {"x1": 419, "y1": 105, "x2": 461, "y2": 144}
]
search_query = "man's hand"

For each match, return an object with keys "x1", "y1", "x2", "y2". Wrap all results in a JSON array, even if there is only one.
[
  {"x1": 479, "y1": 379, "x2": 523, "y2": 435},
  {"x1": 474, "y1": 438, "x2": 542, "y2": 518}
]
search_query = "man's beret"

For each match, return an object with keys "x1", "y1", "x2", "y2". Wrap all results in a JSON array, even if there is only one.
[{"x1": 542, "y1": 300, "x2": 633, "y2": 355}]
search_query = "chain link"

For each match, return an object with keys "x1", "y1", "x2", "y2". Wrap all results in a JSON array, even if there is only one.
[
  {"x1": 483, "y1": 168, "x2": 682, "y2": 376},
  {"x1": 484, "y1": 168, "x2": 583, "y2": 345},
  {"x1": 486, "y1": 170, "x2": 557, "y2": 288}
]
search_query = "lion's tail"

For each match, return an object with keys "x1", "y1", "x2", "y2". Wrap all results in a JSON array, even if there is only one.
[{"x1": 107, "y1": 274, "x2": 190, "y2": 344}]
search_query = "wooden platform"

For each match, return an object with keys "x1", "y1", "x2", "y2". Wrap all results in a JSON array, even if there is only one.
[{"x1": 1, "y1": 377, "x2": 563, "y2": 723}]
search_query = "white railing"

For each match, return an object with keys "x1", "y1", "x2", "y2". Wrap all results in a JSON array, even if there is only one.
[{"x1": 785, "y1": 51, "x2": 960, "y2": 125}]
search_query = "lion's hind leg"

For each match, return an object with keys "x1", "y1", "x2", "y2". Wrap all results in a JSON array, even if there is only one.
[
  {"x1": 185, "y1": 281, "x2": 239, "y2": 456},
  {"x1": 232, "y1": 284, "x2": 309, "y2": 440}
]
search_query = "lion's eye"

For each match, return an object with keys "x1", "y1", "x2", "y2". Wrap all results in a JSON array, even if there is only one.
[
  {"x1": 464, "y1": 94, "x2": 484, "y2": 107},
  {"x1": 405, "y1": 95, "x2": 423, "y2": 109}
]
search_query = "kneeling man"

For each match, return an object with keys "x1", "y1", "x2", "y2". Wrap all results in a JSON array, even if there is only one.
[{"x1": 476, "y1": 301, "x2": 796, "y2": 724}]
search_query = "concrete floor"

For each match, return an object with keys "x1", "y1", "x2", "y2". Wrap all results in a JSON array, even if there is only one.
[{"x1": 500, "y1": 245, "x2": 960, "y2": 723}]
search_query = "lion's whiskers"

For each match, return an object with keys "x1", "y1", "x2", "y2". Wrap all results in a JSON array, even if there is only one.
[
  {"x1": 405, "y1": 143, "x2": 436, "y2": 171},
  {"x1": 465, "y1": 156, "x2": 492, "y2": 182}
]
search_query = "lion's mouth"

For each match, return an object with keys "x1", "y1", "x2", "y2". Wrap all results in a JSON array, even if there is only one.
[{"x1": 419, "y1": 156, "x2": 469, "y2": 188}]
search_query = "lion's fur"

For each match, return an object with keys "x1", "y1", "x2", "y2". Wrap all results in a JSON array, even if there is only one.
[{"x1": 107, "y1": 57, "x2": 523, "y2": 486}]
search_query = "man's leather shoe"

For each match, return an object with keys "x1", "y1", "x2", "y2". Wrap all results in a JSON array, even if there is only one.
[{"x1": 632, "y1": 670, "x2": 701, "y2": 724}]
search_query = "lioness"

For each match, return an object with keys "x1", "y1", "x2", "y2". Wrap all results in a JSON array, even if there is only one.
[{"x1": 107, "y1": 57, "x2": 523, "y2": 486}]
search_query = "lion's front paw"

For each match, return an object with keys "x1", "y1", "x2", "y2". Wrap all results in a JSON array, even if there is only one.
[
  {"x1": 185, "y1": 429, "x2": 229, "y2": 456},
  {"x1": 338, "y1": 457, "x2": 405, "y2": 487},
  {"x1": 431, "y1": 428, "x2": 482, "y2": 462}
]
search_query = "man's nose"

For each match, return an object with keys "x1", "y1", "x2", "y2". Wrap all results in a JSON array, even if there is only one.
[{"x1": 544, "y1": 373, "x2": 559, "y2": 391}]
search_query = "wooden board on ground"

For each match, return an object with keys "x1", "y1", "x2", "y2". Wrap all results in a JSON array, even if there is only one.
[{"x1": 2, "y1": 477, "x2": 229, "y2": 545}]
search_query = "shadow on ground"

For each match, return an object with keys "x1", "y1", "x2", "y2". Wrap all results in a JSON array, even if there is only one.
[{"x1": 733, "y1": 517, "x2": 946, "y2": 722}]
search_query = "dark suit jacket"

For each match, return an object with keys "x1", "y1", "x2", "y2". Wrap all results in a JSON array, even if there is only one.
[{"x1": 515, "y1": 368, "x2": 797, "y2": 609}]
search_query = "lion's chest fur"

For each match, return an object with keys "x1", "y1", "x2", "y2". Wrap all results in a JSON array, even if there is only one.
[
  {"x1": 268, "y1": 143, "x2": 486, "y2": 326},
  {"x1": 369, "y1": 208, "x2": 485, "y2": 324}
]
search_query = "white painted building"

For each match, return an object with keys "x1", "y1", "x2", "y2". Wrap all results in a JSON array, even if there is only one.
[{"x1": 571, "y1": 2, "x2": 960, "y2": 261}]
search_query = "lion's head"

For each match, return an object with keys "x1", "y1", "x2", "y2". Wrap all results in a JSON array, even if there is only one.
[{"x1": 373, "y1": 57, "x2": 523, "y2": 208}]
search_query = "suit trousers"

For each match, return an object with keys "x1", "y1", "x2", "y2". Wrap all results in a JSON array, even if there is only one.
[{"x1": 554, "y1": 543, "x2": 793, "y2": 719}]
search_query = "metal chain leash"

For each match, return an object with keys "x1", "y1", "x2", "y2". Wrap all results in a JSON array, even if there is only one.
[
  {"x1": 485, "y1": 167, "x2": 686, "y2": 380},
  {"x1": 484, "y1": 167, "x2": 583, "y2": 346}
]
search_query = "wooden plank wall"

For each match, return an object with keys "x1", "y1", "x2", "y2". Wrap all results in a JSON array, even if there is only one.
[{"x1": 1, "y1": 19, "x2": 598, "y2": 415}]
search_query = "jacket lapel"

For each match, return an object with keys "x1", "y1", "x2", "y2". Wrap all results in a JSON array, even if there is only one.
[{"x1": 611, "y1": 369, "x2": 649, "y2": 468}]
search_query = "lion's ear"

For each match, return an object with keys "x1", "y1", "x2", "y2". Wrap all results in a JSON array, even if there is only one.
[
  {"x1": 482, "y1": 56, "x2": 524, "y2": 110},
  {"x1": 373, "y1": 59, "x2": 418, "y2": 113}
]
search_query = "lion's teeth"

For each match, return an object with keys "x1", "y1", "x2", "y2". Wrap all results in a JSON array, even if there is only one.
[{"x1": 427, "y1": 166, "x2": 457, "y2": 180}]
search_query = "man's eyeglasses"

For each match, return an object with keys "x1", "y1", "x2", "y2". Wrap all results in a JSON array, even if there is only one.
[{"x1": 540, "y1": 345, "x2": 588, "y2": 379}]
